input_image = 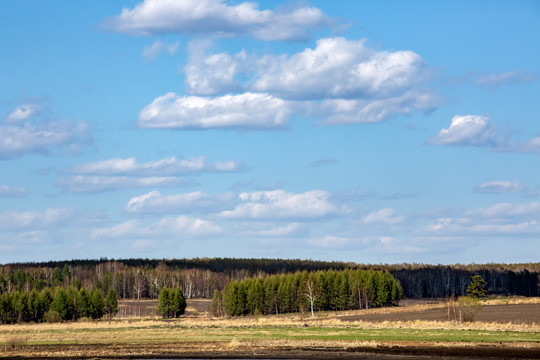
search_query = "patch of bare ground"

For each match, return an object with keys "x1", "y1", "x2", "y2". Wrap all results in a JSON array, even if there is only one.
[
  {"x1": 1, "y1": 341, "x2": 540, "y2": 359},
  {"x1": 337, "y1": 302, "x2": 540, "y2": 325}
]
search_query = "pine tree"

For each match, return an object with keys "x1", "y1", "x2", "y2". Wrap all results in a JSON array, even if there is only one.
[
  {"x1": 466, "y1": 275, "x2": 488, "y2": 299},
  {"x1": 105, "y1": 288, "x2": 119, "y2": 320},
  {"x1": 90, "y1": 289, "x2": 105, "y2": 320},
  {"x1": 77, "y1": 288, "x2": 93, "y2": 319}
]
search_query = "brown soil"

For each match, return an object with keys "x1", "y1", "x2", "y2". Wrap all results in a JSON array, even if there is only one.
[
  {"x1": 2, "y1": 341, "x2": 540, "y2": 359},
  {"x1": 339, "y1": 303, "x2": 540, "y2": 325}
]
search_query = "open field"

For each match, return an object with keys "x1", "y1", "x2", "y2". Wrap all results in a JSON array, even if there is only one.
[{"x1": 1, "y1": 297, "x2": 539, "y2": 359}]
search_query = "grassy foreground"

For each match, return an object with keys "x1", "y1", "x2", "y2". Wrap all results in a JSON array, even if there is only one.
[{"x1": 1, "y1": 300, "x2": 540, "y2": 358}]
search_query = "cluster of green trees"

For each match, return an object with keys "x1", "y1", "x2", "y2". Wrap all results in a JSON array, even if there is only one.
[
  {"x1": 218, "y1": 269, "x2": 404, "y2": 317},
  {"x1": 0, "y1": 286, "x2": 118, "y2": 324},
  {"x1": 157, "y1": 287, "x2": 186, "y2": 318}
]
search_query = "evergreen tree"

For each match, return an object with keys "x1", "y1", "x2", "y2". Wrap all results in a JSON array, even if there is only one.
[
  {"x1": 158, "y1": 287, "x2": 172, "y2": 318},
  {"x1": 466, "y1": 275, "x2": 488, "y2": 299},
  {"x1": 172, "y1": 288, "x2": 186, "y2": 317},
  {"x1": 77, "y1": 288, "x2": 93, "y2": 319},
  {"x1": 90, "y1": 289, "x2": 105, "y2": 319},
  {"x1": 51, "y1": 288, "x2": 74, "y2": 321},
  {"x1": 105, "y1": 288, "x2": 119, "y2": 320},
  {"x1": 211, "y1": 289, "x2": 225, "y2": 317}
]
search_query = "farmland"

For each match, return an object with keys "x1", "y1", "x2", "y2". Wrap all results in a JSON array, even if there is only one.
[{"x1": 1, "y1": 297, "x2": 539, "y2": 359}]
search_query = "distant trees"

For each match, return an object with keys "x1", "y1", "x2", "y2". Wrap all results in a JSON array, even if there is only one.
[
  {"x1": 157, "y1": 287, "x2": 186, "y2": 318},
  {"x1": 219, "y1": 269, "x2": 404, "y2": 317},
  {"x1": 0, "y1": 286, "x2": 114, "y2": 324},
  {"x1": 0, "y1": 259, "x2": 538, "y2": 301}
]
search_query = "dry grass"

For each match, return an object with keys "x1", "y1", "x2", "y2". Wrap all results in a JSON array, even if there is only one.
[{"x1": 0, "y1": 297, "x2": 538, "y2": 358}]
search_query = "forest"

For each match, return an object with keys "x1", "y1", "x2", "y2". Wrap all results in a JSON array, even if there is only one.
[
  {"x1": 218, "y1": 269, "x2": 404, "y2": 317},
  {"x1": 0, "y1": 258, "x2": 538, "y2": 301}
]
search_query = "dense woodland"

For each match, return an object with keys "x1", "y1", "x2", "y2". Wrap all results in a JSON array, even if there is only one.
[
  {"x1": 0, "y1": 258, "x2": 538, "y2": 301},
  {"x1": 220, "y1": 269, "x2": 404, "y2": 317},
  {"x1": 0, "y1": 286, "x2": 118, "y2": 324}
]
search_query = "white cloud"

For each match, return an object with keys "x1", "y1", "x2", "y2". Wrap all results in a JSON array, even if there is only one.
[
  {"x1": 0, "y1": 185, "x2": 27, "y2": 197},
  {"x1": 423, "y1": 201, "x2": 540, "y2": 236},
  {"x1": 125, "y1": 190, "x2": 238, "y2": 214},
  {"x1": 308, "y1": 235, "x2": 352, "y2": 248},
  {"x1": 0, "y1": 208, "x2": 75, "y2": 231},
  {"x1": 430, "y1": 115, "x2": 495, "y2": 146},
  {"x1": 91, "y1": 215, "x2": 222, "y2": 239},
  {"x1": 466, "y1": 202, "x2": 540, "y2": 218},
  {"x1": 138, "y1": 92, "x2": 291, "y2": 130},
  {"x1": 185, "y1": 39, "x2": 248, "y2": 95},
  {"x1": 220, "y1": 189, "x2": 342, "y2": 219},
  {"x1": 251, "y1": 38, "x2": 430, "y2": 100},
  {"x1": 0, "y1": 113, "x2": 89, "y2": 159},
  {"x1": 102, "y1": 0, "x2": 332, "y2": 41},
  {"x1": 475, "y1": 180, "x2": 524, "y2": 194},
  {"x1": 362, "y1": 208, "x2": 405, "y2": 225},
  {"x1": 517, "y1": 136, "x2": 540, "y2": 154},
  {"x1": 237, "y1": 222, "x2": 303, "y2": 237},
  {"x1": 314, "y1": 90, "x2": 436, "y2": 124},
  {"x1": 70, "y1": 156, "x2": 244, "y2": 176},
  {"x1": 180, "y1": 37, "x2": 436, "y2": 125},
  {"x1": 142, "y1": 40, "x2": 180, "y2": 62},
  {"x1": 186, "y1": 37, "x2": 435, "y2": 100},
  {"x1": 476, "y1": 70, "x2": 536, "y2": 89},
  {"x1": 56, "y1": 175, "x2": 195, "y2": 193},
  {"x1": 5, "y1": 104, "x2": 40, "y2": 123}
]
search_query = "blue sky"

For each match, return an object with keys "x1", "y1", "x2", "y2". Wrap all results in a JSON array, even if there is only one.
[{"x1": 1, "y1": 0, "x2": 539, "y2": 264}]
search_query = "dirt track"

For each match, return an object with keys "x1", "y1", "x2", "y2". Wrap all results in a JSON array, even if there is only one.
[{"x1": 339, "y1": 303, "x2": 540, "y2": 324}]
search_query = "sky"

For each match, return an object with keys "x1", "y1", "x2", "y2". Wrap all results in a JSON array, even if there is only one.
[{"x1": 1, "y1": 0, "x2": 539, "y2": 265}]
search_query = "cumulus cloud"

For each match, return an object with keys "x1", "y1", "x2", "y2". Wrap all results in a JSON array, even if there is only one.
[
  {"x1": 0, "y1": 105, "x2": 89, "y2": 160},
  {"x1": 141, "y1": 40, "x2": 180, "y2": 61},
  {"x1": 102, "y1": 0, "x2": 332, "y2": 41},
  {"x1": 5, "y1": 104, "x2": 41, "y2": 123},
  {"x1": 308, "y1": 235, "x2": 353, "y2": 248},
  {"x1": 362, "y1": 208, "x2": 405, "y2": 225},
  {"x1": 314, "y1": 90, "x2": 436, "y2": 124},
  {"x1": 430, "y1": 115, "x2": 496, "y2": 146},
  {"x1": 0, "y1": 185, "x2": 27, "y2": 197},
  {"x1": 69, "y1": 156, "x2": 244, "y2": 176},
  {"x1": 430, "y1": 115, "x2": 540, "y2": 155},
  {"x1": 177, "y1": 37, "x2": 437, "y2": 126},
  {"x1": 186, "y1": 37, "x2": 435, "y2": 100},
  {"x1": 0, "y1": 208, "x2": 75, "y2": 231},
  {"x1": 125, "y1": 190, "x2": 239, "y2": 214},
  {"x1": 250, "y1": 38, "x2": 431, "y2": 100},
  {"x1": 423, "y1": 201, "x2": 540, "y2": 236},
  {"x1": 184, "y1": 40, "x2": 248, "y2": 95},
  {"x1": 138, "y1": 92, "x2": 292, "y2": 130},
  {"x1": 475, "y1": 180, "x2": 524, "y2": 194},
  {"x1": 59, "y1": 155, "x2": 242, "y2": 193},
  {"x1": 220, "y1": 189, "x2": 343, "y2": 219},
  {"x1": 56, "y1": 175, "x2": 195, "y2": 193},
  {"x1": 476, "y1": 70, "x2": 537, "y2": 89},
  {"x1": 91, "y1": 216, "x2": 222, "y2": 239},
  {"x1": 237, "y1": 222, "x2": 304, "y2": 237}
]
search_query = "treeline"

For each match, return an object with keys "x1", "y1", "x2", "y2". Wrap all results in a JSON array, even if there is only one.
[
  {"x1": 219, "y1": 269, "x2": 404, "y2": 317},
  {"x1": 1, "y1": 259, "x2": 538, "y2": 300},
  {"x1": 0, "y1": 286, "x2": 118, "y2": 324},
  {"x1": 389, "y1": 266, "x2": 539, "y2": 298},
  {"x1": 6, "y1": 257, "x2": 351, "y2": 275}
]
